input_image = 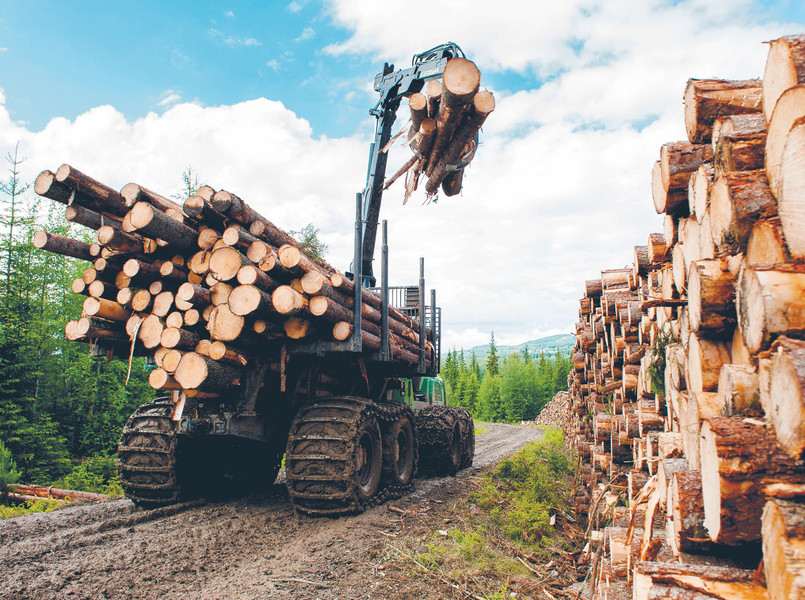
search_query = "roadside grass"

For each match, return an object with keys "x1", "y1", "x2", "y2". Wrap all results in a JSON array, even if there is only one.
[
  {"x1": 0, "y1": 498, "x2": 62, "y2": 520},
  {"x1": 387, "y1": 427, "x2": 584, "y2": 599},
  {"x1": 475, "y1": 425, "x2": 489, "y2": 435}
]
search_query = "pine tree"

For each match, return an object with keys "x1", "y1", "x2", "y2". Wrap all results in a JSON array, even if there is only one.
[
  {"x1": 485, "y1": 332, "x2": 499, "y2": 377},
  {"x1": 477, "y1": 374, "x2": 503, "y2": 422},
  {"x1": 0, "y1": 439, "x2": 20, "y2": 499}
]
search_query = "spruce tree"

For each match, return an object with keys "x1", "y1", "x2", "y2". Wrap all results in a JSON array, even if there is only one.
[{"x1": 485, "y1": 332, "x2": 499, "y2": 377}]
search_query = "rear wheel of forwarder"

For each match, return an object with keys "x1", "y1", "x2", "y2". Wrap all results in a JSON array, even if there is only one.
[
  {"x1": 118, "y1": 398, "x2": 181, "y2": 507},
  {"x1": 381, "y1": 404, "x2": 418, "y2": 488},
  {"x1": 286, "y1": 397, "x2": 383, "y2": 516},
  {"x1": 456, "y1": 408, "x2": 475, "y2": 469}
]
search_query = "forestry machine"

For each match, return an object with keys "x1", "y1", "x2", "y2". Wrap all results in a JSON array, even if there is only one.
[{"x1": 118, "y1": 43, "x2": 475, "y2": 516}]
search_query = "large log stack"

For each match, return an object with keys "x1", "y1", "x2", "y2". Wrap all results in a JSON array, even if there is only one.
[
  {"x1": 553, "y1": 35, "x2": 805, "y2": 600},
  {"x1": 33, "y1": 166, "x2": 435, "y2": 397}
]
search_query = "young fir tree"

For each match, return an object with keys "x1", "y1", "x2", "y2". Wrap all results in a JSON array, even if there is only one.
[{"x1": 0, "y1": 439, "x2": 21, "y2": 499}]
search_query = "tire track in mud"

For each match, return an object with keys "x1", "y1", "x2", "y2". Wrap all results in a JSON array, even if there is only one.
[{"x1": 0, "y1": 423, "x2": 544, "y2": 600}]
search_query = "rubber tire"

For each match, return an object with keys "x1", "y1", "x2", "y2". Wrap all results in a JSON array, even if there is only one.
[
  {"x1": 382, "y1": 414, "x2": 417, "y2": 486},
  {"x1": 354, "y1": 416, "x2": 383, "y2": 502},
  {"x1": 448, "y1": 421, "x2": 462, "y2": 473}
]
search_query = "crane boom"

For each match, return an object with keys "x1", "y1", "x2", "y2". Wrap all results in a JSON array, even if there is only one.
[{"x1": 356, "y1": 42, "x2": 465, "y2": 287}]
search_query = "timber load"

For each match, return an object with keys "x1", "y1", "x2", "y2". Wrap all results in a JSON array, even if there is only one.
[
  {"x1": 383, "y1": 57, "x2": 495, "y2": 202},
  {"x1": 33, "y1": 167, "x2": 436, "y2": 396},
  {"x1": 540, "y1": 34, "x2": 805, "y2": 600}
]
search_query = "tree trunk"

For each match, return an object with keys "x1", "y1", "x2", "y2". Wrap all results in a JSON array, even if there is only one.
[
  {"x1": 779, "y1": 118, "x2": 805, "y2": 258},
  {"x1": 765, "y1": 85, "x2": 805, "y2": 199},
  {"x1": 228, "y1": 284, "x2": 275, "y2": 317},
  {"x1": 687, "y1": 259, "x2": 736, "y2": 335},
  {"x1": 700, "y1": 416, "x2": 805, "y2": 545},
  {"x1": 768, "y1": 336, "x2": 805, "y2": 459},
  {"x1": 737, "y1": 267, "x2": 805, "y2": 353},
  {"x1": 709, "y1": 170, "x2": 777, "y2": 254},
  {"x1": 714, "y1": 130, "x2": 766, "y2": 177},
  {"x1": 128, "y1": 202, "x2": 198, "y2": 249},
  {"x1": 633, "y1": 560, "x2": 768, "y2": 600},
  {"x1": 684, "y1": 78, "x2": 763, "y2": 144},
  {"x1": 763, "y1": 34, "x2": 805, "y2": 123},
  {"x1": 686, "y1": 333, "x2": 732, "y2": 393},
  {"x1": 207, "y1": 305, "x2": 245, "y2": 341},
  {"x1": 33, "y1": 231, "x2": 94, "y2": 262},
  {"x1": 668, "y1": 470, "x2": 713, "y2": 554},
  {"x1": 55, "y1": 164, "x2": 128, "y2": 217},
  {"x1": 762, "y1": 496, "x2": 805, "y2": 600},
  {"x1": 174, "y1": 351, "x2": 239, "y2": 391}
]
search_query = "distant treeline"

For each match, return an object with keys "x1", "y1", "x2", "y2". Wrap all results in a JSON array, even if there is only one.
[{"x1": 442, "y1": 333, "x2": 572, "y2": 423}]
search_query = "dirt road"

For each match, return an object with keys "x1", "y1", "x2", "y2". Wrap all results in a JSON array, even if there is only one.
[{"x1": 0, "y1": 423, "x2": 543, "y2": 600}]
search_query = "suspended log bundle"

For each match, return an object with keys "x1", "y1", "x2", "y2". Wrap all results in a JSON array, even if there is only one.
[
  {"x1": 381, "y1": 57, "x2": 495, "y2": 201},
  {"x1": 33, "y1": 164, "x2": 436, "y2": 396},
  {"x1": 539, "y1": 34, "x2": 805, "y2": 600}
]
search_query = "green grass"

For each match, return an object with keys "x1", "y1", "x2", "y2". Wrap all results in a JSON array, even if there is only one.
[
  {"x1": 474, "y1": 425, "x2": 489, "y2": 435},
  {"x1": 0, "y1": 498, "x2": 62, "y2": 520},
  {"x1": 388, "y1": 427, "x2": 582, "y2": 598}
]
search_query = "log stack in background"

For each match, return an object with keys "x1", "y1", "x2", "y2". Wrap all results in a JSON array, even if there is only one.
[
  {"x1": 33, "y1": 166, "x2": 435, "y2": 397},
  {"x1": 383, "y1": 57, "x2": 495, "y2": 202},
  {"x1": 550, "y1": 34, "x2": 805, "y2": 600}
]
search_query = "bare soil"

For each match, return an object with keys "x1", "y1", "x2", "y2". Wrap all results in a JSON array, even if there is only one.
[{"x1": 0, "y1": 423, "x2": 543, "y2": 600}]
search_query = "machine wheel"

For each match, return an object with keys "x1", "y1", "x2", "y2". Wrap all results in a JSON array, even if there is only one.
[
  {"x1": 381, "y1": 404, "x2": 418, "y2": 488},
  {"x1": 416, "y1": 406, "x2": 461, "y2": 476},
  {"x1": 456, "y1": 408, "x2": 475, "y2": 469},
  {"x1": 285, "y1": 397, "x2": 384, "y2": 516},
  {"x1": 117, "y1": 398, "x2": 181, "y2": 507}
]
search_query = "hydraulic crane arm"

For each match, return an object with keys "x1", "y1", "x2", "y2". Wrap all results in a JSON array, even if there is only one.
[{"x1": 356, "y1": 42, "x2": 465, "y2": 287}]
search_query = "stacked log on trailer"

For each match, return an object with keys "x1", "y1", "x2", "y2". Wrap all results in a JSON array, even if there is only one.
[
  {"x1": 553, "y1": 34, "x2": 805, "y2": 600},
  {"x1": 383, "y1": 57, "x2": 495, "y2": 201},
  {"x1": 33, "y1": 165, "x2": 435, "y2": 397}
]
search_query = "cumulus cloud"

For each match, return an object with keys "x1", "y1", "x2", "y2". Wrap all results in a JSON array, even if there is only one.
[
  {"x1": 287, "y1": 1, "x2": 303, "y2": 12},
  {"x1": 2, "y1": 1, "x2": 804, "y2": 350},
  {"x1": 224, "y1": 10, "x2": 235, "y2": 17},
  {"x1": 0, "y1": 47, "x2": 8, "y2": 54}
]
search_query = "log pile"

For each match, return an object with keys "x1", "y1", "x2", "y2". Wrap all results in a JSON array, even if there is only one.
[
  {"x1": 383, "y1": 58, "x2": 495, "y2": 202},
  {"x1": 33, "y1": 166, "x2": 435, "y2": 396},
  {"x1": 548, "y1": 34, "x2": 805, "y2": 600}
]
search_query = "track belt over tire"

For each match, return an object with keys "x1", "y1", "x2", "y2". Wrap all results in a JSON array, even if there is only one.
[
  {"x1": 285, "y1": 397, "x2": 417, "y2": 517},
  {"x1": 117, "y1": 398, "x2": 181, "y2": 507}
]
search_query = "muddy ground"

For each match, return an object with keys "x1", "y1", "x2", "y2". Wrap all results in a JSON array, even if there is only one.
[{"x1": 0, "y1": 423, "x2": 544, "y2": 600}]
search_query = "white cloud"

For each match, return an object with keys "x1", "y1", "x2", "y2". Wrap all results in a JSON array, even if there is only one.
[
  {"x1": 265, "y1": 59, "x2": 280, "y2": 71},
  {"x1": 295, "y1": 27, "x2": 315, "y2": 42},
  {"x1": 156, "y1": 90, "x2": 182, "y2": 108},
  {"x1": 3, "y1": 1, "x2": 805, "y2": 351},
  {"x1": 224, "y1": 10, "x2": 234, "y2": 17},
  {"x1": 208, "y1": 28, "x2": 262, "y2": 47},
  {"x1": 287, "y1": 1, "x2": 303, "y2": 12},
  {"x1": 0, "y1": 47, "x2": 8, "y2": 54}
]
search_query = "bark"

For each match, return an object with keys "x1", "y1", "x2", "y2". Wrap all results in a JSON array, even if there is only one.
[
  {"x1": 714, "y1": 130, "x2": 766, "y2": 176},
  {"x1": 687, "y1": 259, "x2": 736, "y2": 335},
  {"x1": 128, "y1": 202, "x2": 197, "y2": 249},
  {"x1": 121, "y1": 183, "x2": 183, "y2": 214},
  {"x1": 55, "y1": 164, "x2": 128, "y2": 217},
  {"x1": 237, "y1": 265, "x2": 278, "y2": 292},
  {"x1": 668, "y1": 470, "x2": 713, "y2": 554},
  {"x1": 34, "y1": 170, "x2": 73, "y2": 204},
  {"x1": 425, "y1": 90, "x2": 494, "y2": 194},
  {"x1": 222, "y1": 224, "x2": 258, "y2": 249},
  {"x1": 174, "y1": 352, "x2": 240, "y2": 391},
  {"x1": 648, "y1": 232, "x2": 669, "y2": 263},
  {"x1": 633, "y1": 561, "x2": 768, "y2": 600},
  {"x1": 160, "y1": 327, "x2": 199, "y2": 350},
  {"x1": 65, "y1": 204, "x2": 122, "y2": 231},
  {"x1": 97, "y1": 225, "x2": 143, "y2": 254},
  {"x1": 182, "y1": 194, "x2": 226, "y2": 229},
  {"x1": 684, "y1": 78, "x2": 763, "y2": 143},
  {"x1": 176, "y1": 282, "x2": 212, "y2": 306},
  {"x1": 33, "y1": 231, "x2": 94, "y2": 262},
  {"x1": 700, "y1": 416, "x2": 805, "y2": 544}
]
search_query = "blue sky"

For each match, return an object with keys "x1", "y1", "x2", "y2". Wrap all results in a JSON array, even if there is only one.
[
  {"x1": 0, "y1": 1, "x2": 525, "y2": 137},
  {"x1": 1, "y1": 1, "x2": 804, "y2": 349}
]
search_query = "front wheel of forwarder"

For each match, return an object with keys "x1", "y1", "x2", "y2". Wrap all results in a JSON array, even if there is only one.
[{"x1": 285, "y1": 397, "x2": 384, "y2": 516}]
